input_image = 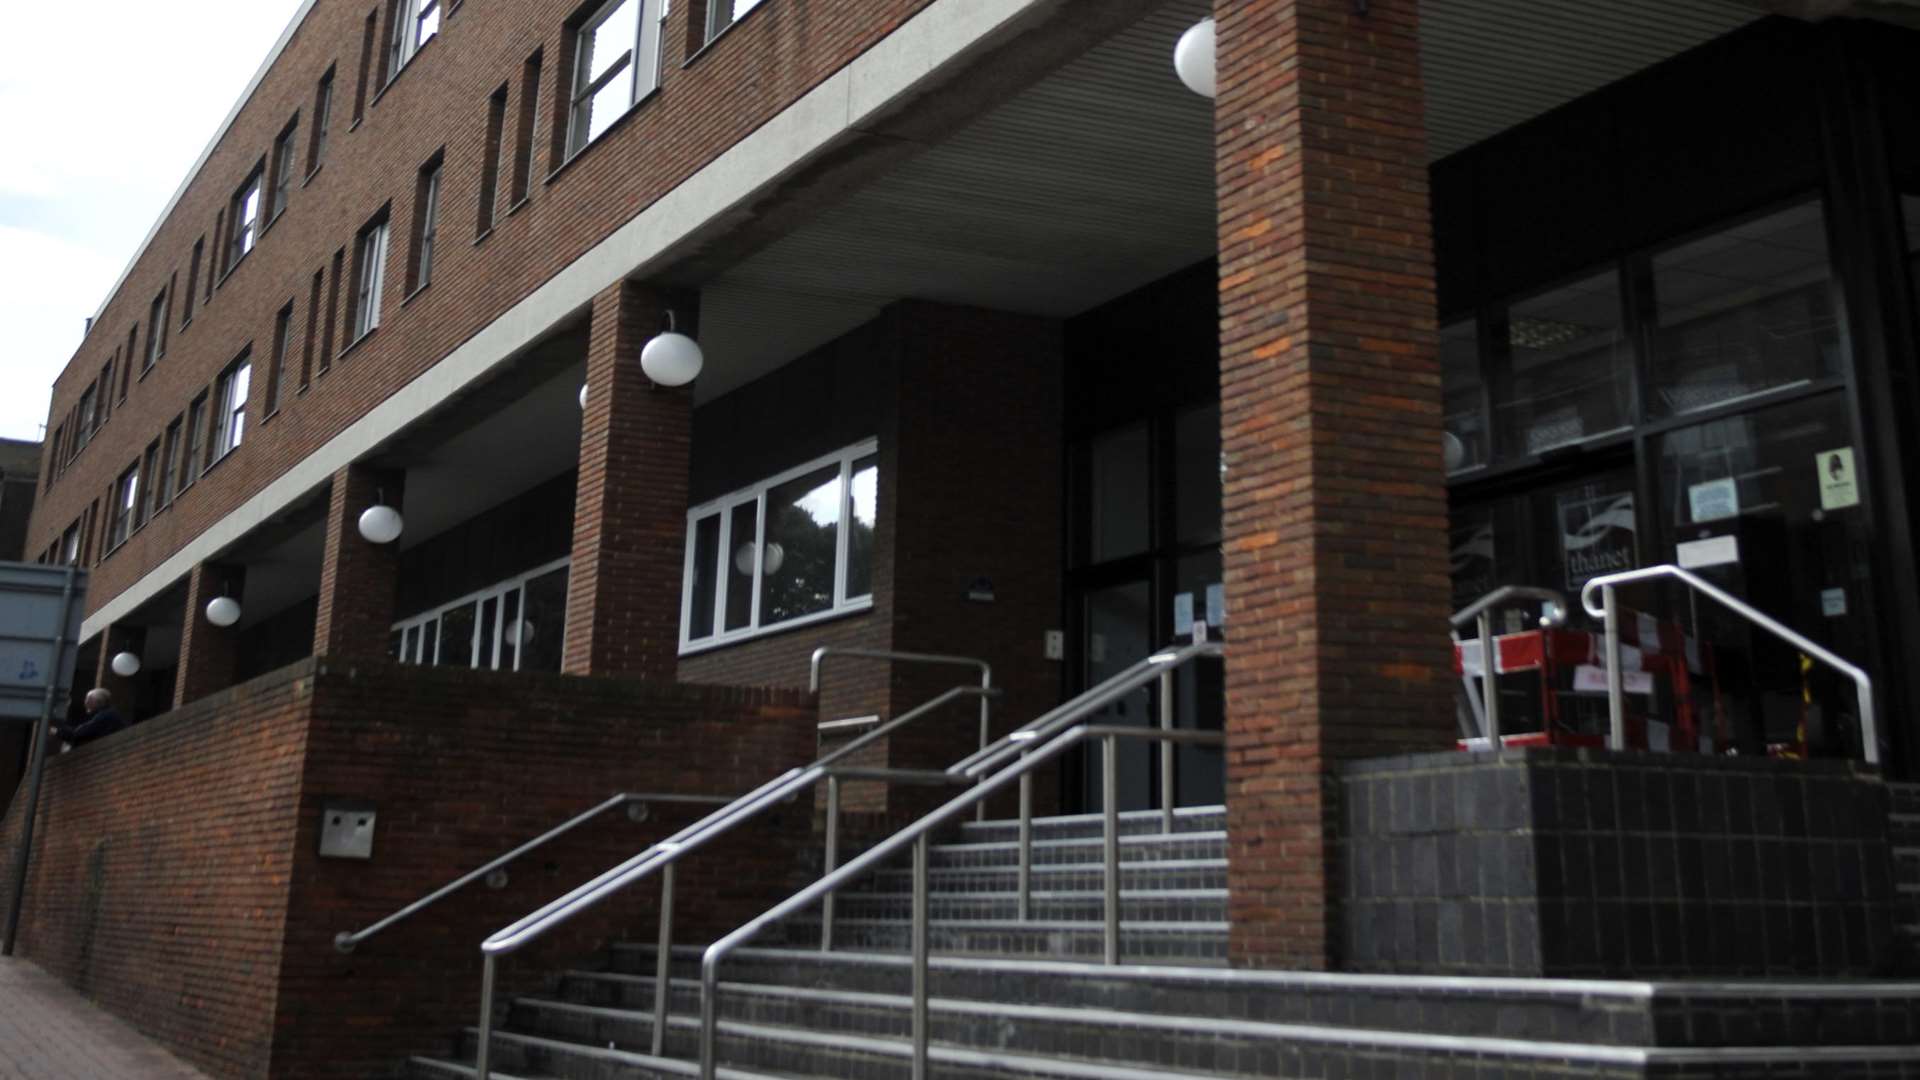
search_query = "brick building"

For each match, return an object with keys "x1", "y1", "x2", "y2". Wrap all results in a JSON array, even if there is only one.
[{"x1": 8, "y1": 0, "x2": 1920, "y2": 1077}]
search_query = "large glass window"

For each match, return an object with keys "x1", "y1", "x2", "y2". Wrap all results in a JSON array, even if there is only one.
[
  {"x1": 566, "y1": 0, "x2": 666, "y2": 158},
  {"x1": 393, "y1": 559, "x2": 570, "y2": 673},
  {"x1": 1441, "y1": 319, "x2": 1486, "y2": 473},
  {"x1": 682, "y1": 440, "x2": 878, "y2": 650},
  {"x1": 1492, "y1": 269, "x2": 1631, "y2": 459},
  {"x1": 228, "y1": 168, "x2": 263, "y2": 270},
  {"x1": 352, "y1": 218, "x2": 389, "y2": 340},
  {"x1": 1650, "y1": 201, "x2": 1841, "y2": 417},
  {"x1": 211, "y1": 355, "x2": 252, "y2": 461}
]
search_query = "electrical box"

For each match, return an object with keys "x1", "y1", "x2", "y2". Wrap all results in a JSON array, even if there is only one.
[
  {"x1": 319, "y1": 801, "x2": 377, "y2": 860},
  {"x1": 1044, "y1": 630, "x2": 1065, "y2": 661}
]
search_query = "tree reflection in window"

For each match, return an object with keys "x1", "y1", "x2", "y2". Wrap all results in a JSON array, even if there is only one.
[{"x1": 760, "y1": 465, "x2": 840, "y2": 626}]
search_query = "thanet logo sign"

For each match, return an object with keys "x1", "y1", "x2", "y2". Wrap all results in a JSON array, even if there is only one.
[{"x1": 1558, "y1": 487, "x2": 1636, "y2": 589}]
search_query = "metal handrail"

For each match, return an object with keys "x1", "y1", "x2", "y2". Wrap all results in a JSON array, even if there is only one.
[
  {"x1": 699, "y1": 711, "x2": 1226, "y2": 1080},
  {"x1": 811, "y1": 646, "x2": 993, "y2": 820},
  {"x1": 1449, "y1": 585, "x2": 1567, "y2": 744},
  {"x1": 1579, "y1": 564, "x2": 1878, "y2": 765},
  {"x1": 332, "y1": 792, "x2": 734, "y2": 954},
  {"x1": 469, "y1": 681, "x2": 996, "y2": 1080}
]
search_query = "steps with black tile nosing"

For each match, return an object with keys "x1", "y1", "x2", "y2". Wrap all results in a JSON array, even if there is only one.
[{"x1": 1890, "y1": 782, "x2": 1920, "y2": 971}]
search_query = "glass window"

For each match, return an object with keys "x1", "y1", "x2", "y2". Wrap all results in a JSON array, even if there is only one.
[
  {"x1": 109, "y1": 464, "x2": 138, "y2": 550},
  {"x1": 439, "y1": 602, "x2": 475, "y2": 668},
  {"x1": 353, "y1": 220, "x2": 389, "y2": 339},
  {"x1": 1493, "y1": 270, "x2": 1631, "y2": 459},
  {"x1": 412, "y1": 160, "x2": 442, "y2": 290},
  {"x1": 1440, "y1": 319, "x2": 1486, "y2": 473},
  {"x1": 310, "y1": 70, "x2": 334, "y2": 172},
  {"x1": 1174, "y1": 403, "x2": 1222, "y2": 544},
  {"x1": 392, "y1": 561, "x2": 569, "y2": 672},
  {"x1": 270, "y1": 121, "x2": 297, "y2": 220},
  {"x1": 682, "y1": 440, "x2": 879, "y2": 649},
  {"x1": 184, "y1": 394, "x2": 208, "y2": 483},
  {"x1": 212, "y1": 356, "x2": 251, "y2": 460},
  {"x1": 146, "y1": 291, "x2": 167, "y2": 367},
  {"x1": 705, "y1": 0, "x2": 766, "y2": 41},
  {"x1": 519, "y1": 566, "x2": 568, "y2": 672},
  {"x1": 1088, "y1": 421, "x2": 1150, "y2": 563},
  {"x1": 1650, "y1": 201, "x2": 1841, "y2": 417},
  {"x1": 388, "y1": 0, "x2": 439, "y2": 77},
  {"x1": 566, "y1": 0, "x2": 665, "y2": 158},
  {"x1": 229, "y1": 169, "x2": 262, "y2": 269}
]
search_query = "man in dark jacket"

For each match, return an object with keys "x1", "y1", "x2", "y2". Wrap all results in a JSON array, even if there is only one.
[{"x1": 54, "y1": 688, "x2": 128, "y2": 747}]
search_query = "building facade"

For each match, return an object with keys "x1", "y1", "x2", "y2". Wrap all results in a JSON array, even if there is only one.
[{"x1": 12, "y1": 1, "x2": 1920, "y2": 1071}]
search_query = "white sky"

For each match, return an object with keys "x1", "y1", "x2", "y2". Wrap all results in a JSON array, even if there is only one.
[{"x1": 0, "y1": 1, "x2": 308, "y2": 442}]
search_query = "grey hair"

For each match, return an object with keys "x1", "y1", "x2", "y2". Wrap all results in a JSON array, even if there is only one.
[{"x1": 85, "y1": 687, "x2": 112, "y2": 709}]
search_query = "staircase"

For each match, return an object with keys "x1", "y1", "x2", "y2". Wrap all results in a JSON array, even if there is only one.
[
  {"x1": 1893, "y1": 781, "x2": 1920, "y2": 971},
  {"x1": 406, "y1": 803, "x2": 1920, "y2": 1080}
]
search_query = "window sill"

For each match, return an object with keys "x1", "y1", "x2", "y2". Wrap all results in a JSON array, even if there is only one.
[
  {"x1": 401, "y1": 281, "x2": 431, "y2": 307},
  {"x1": 201, "y1": 445, "x2": 239, "y2": 481},
  {"x1": 545, "y1": 87, "x2": 660, "y2": 188},
  {"x1": 304, "y1": 163, "x2": 323, "y2": 186},
  {"x1": 682, "y1": 1, "x2": 772, "y2": 69},
  {"x1": 217, "y1": 250, "x2": 252, "y2": 289},
  {"x1": 504, "y1": 194, "x2": 532, "y2": 218},
  {"x1": 139, "y1": 363, "x2": 156, "y2": 384},
  {"x1": 339, "y1": 326, "x2": 378, "y2": 361},
  {"x1": 678, "y1": 598, "x2": 875, "y2": 658},
  {"x1": 261, "y1": 407, "x2": 281, "y2": 426},
  {"x1": 473, "y1": 226, "x2": 493, "y2": 246},
  {"x1": 371, "y1": 34, "x2": 436, "y2": 109},
  {"x1": 349, "y1": 116, "x2": 363, "y2": 133}
]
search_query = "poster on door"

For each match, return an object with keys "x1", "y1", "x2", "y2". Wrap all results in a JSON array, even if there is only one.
[{"x1": 1557, "y1": 485, "x2": 1636, "y2": 591}]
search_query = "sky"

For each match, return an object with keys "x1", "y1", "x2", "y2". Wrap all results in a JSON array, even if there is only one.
[{"x1": 0, "y1": 0, "x2": 308, "y2": 442}]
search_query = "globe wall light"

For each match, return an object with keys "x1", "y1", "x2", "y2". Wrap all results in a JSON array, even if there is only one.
[
  {"x1": 640, "y1": 311, "x2": 704, "y2": 387},
  {"x1": 578, "y1": 383, "x2": 589, "y2": 409},
  {"x1": 1442, "y1": 431, "x2": 1467, "y2": 473},
  {"x1": 734, "y1": 541, "x2": 785, "y2": 577},
  {"x1": 506, "y1": 619, "x2": 536, "y2": 648},
  {"x1": 110, "y1": 652, "x2": 142, "y2": 677},
  {"x1": 206, "y1": 596, "x2": 243, "y2": 627},
  {"x1": 358, "y1": 503, "x2": 404, "y2": 545},
  {"x1": 1174, "y1": 18, "x2": 1216, "y2": 98}
]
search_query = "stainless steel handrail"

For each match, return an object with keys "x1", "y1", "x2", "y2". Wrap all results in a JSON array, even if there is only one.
[
  {"x1": 811, "y1": 646, "x2": 993, "y2": 820},
  {"x1": 1449, "y1": 585, "x2": 1567, "y2": 745},
  {"x1": 469, "y1": 681, "x2": 996, "y2": 1080},
  {"x1": 698, "y1": 715, "x2": 1226, "y2": 1080},
  {"x1": 332, "y1": 792, "x2": 734, "y2": 954},
  {"x1": 1579, "y1": 564, "x2": 1878, "y2": 765}
]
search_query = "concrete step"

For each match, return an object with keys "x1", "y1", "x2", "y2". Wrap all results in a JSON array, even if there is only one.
[
  {"x1": 831, "y1": 888, "x2": 1228, "y2": 924},
  {"x1": 928, "y1": 830, "x2": 1226, "y2": 869},
  {"x1": 773, "y1": 918, "x2": 1229, "y2": 964},
  {"x1": 954, "y1": 805, "x2": 1226, "y2": 844}
]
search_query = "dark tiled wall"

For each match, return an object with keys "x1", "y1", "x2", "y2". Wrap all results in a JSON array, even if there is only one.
[{"x1": 1339, "y1": 749, "x2": 1897, "y2": 977}]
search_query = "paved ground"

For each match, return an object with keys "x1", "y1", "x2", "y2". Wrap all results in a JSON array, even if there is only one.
[{"x1": 0, "y1": 957, "x2": 214, "y2": 1079}]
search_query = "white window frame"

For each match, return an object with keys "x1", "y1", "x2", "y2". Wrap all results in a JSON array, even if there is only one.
[
  {"x1": 565, "y1": 0, "x2": 667, "y2": 159},
  {"x1": 110, "y1": 464, "x2": 139, "y2": 551},
  {"x1": 388, "y1": 0, "x2": 440, "y2": 79},
  {"x1": 212, "y1": 357, "x2": 252, "y2": 460},
  {"x1": 391, "y1": 557, "x2": 570, "y2": 671},
  {"x1": 679, "y1": 438, "x2": 877, "y2": 654},
  {"x1": 353, "y1": 221, "x2": 389, "y2": 339},
  {"x1": 229, "y1": 170, "x2": 262, "y2": 268}
]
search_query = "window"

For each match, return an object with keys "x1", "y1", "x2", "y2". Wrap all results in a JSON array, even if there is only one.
[
  {"x1": 125, "y1": 323, "x2": 140, "y2": 384},
  {"x1": 158, "y1": 418, "x2": 182, "y2": 509},
  {"x1": 139, "y1": 440, "x2": 161, "y2": 524},
  {"x1": 512, "y1": 50, "x2": 541, "y2": 203},
  {"x1": 354, "y1": 9, "x2": 377, "y2": 123},
  {"x1": 323, "y1": 248, "x2": 344, "y2": 364},
  {"x1": 207, "y1": 213, "x2": 222, "y2": 299},
  {"x1": 266, "y1": 301, "x2": 294, "y2": 414},
  {"x1": 350, "y1": 217, "x2": 389, "y2": 340},
  {"x1": 228, "y1": 166, "x2": 264, "y2": 270},
  {"x1": 387, "y1": 0, "x2": 439, "y2": 80},
  {"x1": 184, "y1": 392, "x2": 208, "y2": 480},
  {"x1": 184, "y1": 237, "x2": 203, "y2": 324},
  {"x1": 269, "y1": 118, "x2": 299, "y2": 221},
  {"x1": 109, "y1": 463, "x2": 139, "y2": 551},
  {"x1": 565, "y1": 0, "x2": 665, "y2": 159},
  {"x1": 146, "y1": 289, "x2": 167, "y2": 368},
  {"x1": 309, "y1": 68, "x2": 335, "y2": 173},
  {"x1": 303, "y1": 269, "x2": 323, "y2": 388},
  {"x1": 99, "y1": 361, "x2": 114, "y2": 423},
  {"x1": 392, "y1": 559, "x2": 570, "y2": 672},
  {"x1": 477, "y1": 84, "x2": 507, "y2": 235},
  {"x1": 409, "y1": 154, "x2": 442, "y2": 291},
  {"x1": 704, "y1": 0, "x2": 765, "y2": 42},
  {"x1": 211, "y1": 353, "x2": 252, "y2": 461},
  {"x1": 60, "y1": 522, "x2": 80, "y2": 565},
  {"x1": 76, "y1": 383, "x2": 98, "y2": 444},
  {"x1": 680, "y1": 440, "x2": 878, "y2": 650},
  {"x1": 1491, "y1": 269, "x2": 1630, "y2": 460}
]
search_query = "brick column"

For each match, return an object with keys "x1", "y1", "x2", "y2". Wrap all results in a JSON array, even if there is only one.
[
  {"x1": 92, "y1": 624, "x2": 145, "y2": 715},
  {"x1": 1215, "y1": 0, "x2": 1454, "y2": 969},
  {"x1": 175, "y1": 562, "x2": 246, "y2": 707},
  {"x1": 315, "y1": 463, "x2": 405, "y2": 661},
  {"x1": 562, "y1": 280, "x2": 692, "y2": 681}
]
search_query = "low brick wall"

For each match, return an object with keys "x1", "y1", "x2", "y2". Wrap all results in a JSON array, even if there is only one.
[
  {"x1": 0, "y1": 658, "x2": 815, "y2": 1080},
  {"x1": 1336, "y1": 749, "x2": 1897, "y2": 977}
]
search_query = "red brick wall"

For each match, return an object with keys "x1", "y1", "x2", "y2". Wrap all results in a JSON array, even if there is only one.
[
  {"x1": 29, "y1": 0, "x2": 939, "y2": 620},
  {"x1": 0, "y1": 659, "x2": 816, "y2": 1080}
]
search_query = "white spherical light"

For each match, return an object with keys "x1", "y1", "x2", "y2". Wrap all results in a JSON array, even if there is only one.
[
  {"x1": 206, "y1": 596, "x2": 242, "y2": 628},
  {"x1": 733, "y1": 540, "x2": 785, "y2": 577},
  {"x1": 1174, "y1": 18, "x2": 1216, "y2": 99},
  {"x1": 1442, "y1": 431, "x2": 1467, "y2": 473},
  {"x1": 110, "y1": 651, "x2": 142, "y2": 677},
  {"x1": 578, "y1": 382, "x2": 589, "y2": 409},
  {"x1": 358, "y1": 504, "x2": 404, "y2": 544},
  {"x1": 640, "y1": 331, "x2": 703, "y2": 387},
  {"x1": 506, "y1": 619, "x2": 536, "y2": 647}
]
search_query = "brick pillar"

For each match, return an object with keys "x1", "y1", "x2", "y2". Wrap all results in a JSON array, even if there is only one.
[
  {"x1": 93, "y1": 624, "x2": 145, "y2": 715},
  {"x1": 315, "y1": 463, "x2": 405, "y2": 661},
  {"x1": 562, "y1": 280, "x2": 692, "y2": 681},
  {"x1": 1215, "y1": 0, "x2": 1454, "y2": 969},
  {"x1": 175, "y1": 562, "x2": 246, "y2": 707}
]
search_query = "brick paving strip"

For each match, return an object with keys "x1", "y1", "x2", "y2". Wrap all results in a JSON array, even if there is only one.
[{"x1": 0, "y1": 957, "x2": 214, "y2": 1080}]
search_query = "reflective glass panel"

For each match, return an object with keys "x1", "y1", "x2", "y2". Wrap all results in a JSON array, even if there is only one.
[
  {"x1": 687, "y1": 513, "x2": 720, "y2": 639},
  {"x1": 724, "y1": 501, "x2": 757, "y2": 632},
  {"x1": 845, "y1": 454, "x2": 877, "y2": 599},
  {"x1": 1088, "y1": 422, "x2": 1150, "y2": 563},
  {"x1": 1494, "y1": 270, "x2": 1631, "y2": 459},
  {"x1": 760, "y1": 464, "x2": 841, "y2": 627},
  {"x1": 439, "y1": 603, "x2": 475, "y2": 668},
  {"x1": 1440, "y1": 319, "x2": 1486, "y2": 472},
  {"x1": 519, "y1": 567, "x2": 568, "y2": 673},
  {"x1": 1174, "y1": 403, "x2": 1221, "y2": 544}
]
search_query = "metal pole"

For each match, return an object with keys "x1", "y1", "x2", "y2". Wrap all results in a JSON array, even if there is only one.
[
  {"x1": 975, "y1": 667, "x2": 991, "y2": 823},
  {"x1": 4, "y1": 565, "x2": 76, "y2": 958},
  {"x1": 1478, "y1": 610, "x2": 1500, "y2": 745},
  {"x1": 1158, "y1": 667, "x2": 1175, "y2": 834},
  {"x1": 821, "y1": 775, "x2": 839, "y2": 951},
  {"x1": 911, "y1": 833, "x2": 930, "y2": 1080},
  {"x1": 475, "y1": 954, "x2": 497, "y2": 1080},
  {"x1": 652, "y1": 865, "x2": 674, "y2": 1056},
  {"x1": 1102, "y1": 733, "x2": 1120, "y2": 965},
  {"x1": 698, "y1": 949, "x2": 719, "y2": 1080},
  {"x1": 1603, "y1": 585, "x2": 1626, "y2": 751},
  {"x1": 1016, "y1": 763, "x2": 1032, "y2": 922}
]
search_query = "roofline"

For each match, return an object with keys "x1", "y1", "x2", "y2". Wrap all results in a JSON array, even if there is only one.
[{"x1": 81, "y1": 0, "x2": 322, "y2": 341}]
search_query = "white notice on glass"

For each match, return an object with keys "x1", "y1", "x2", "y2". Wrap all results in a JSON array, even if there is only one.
[
  {"x1": 1821, "y1": 587, "x2": 1847, "y2": 617},
  {"x1": 1817, "y1": 447, "x2": 1860, "y2": 510},
  {"x1": 1636, "y1": 612, "x2": 1661, "y2": 652},
  {"x1": 1173, "y1": 592, "x2": 1195, "y2": 635},
  {"x1": 1206, "y1": 583, "x2": 1225, "y2": 626},
  {"x1": 1688, "y1": 477, "x2": 1739, "y2": 523},
  {"x1": 1676, "y1": 534, "x2": 1739, "y2": 569}
]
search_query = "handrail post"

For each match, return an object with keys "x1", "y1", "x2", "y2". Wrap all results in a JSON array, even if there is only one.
[
  {"x1": 1159, "y1": 666, "x2": 1175, "y2": 834},
  {"x1": 1478, "y1": 609, "x2": 1500, "y2": 744},
  {"x1": 822, "y1": 775, "x2": 839, "y2": 951},
  {"x1": 475, "y1": 954, "x2": 496, "y2": 1080},
  {"x1": 1017, "y1": 761, "x2": 1032, "y2": 921},
  {"x1": 1602, "y1": 584, "x2": 1626, "y2": 751},
  {"x1": 976, "y1": 664, "x2": 992, "y2": 823},
  {"x1": 652, "y1": 864, "x2": 674, "y2": 1056},
  {"x1": 911, "y1": 833, "x2": 930, "y2": 1080},
  {"x1": 1102, "y1": 732, "x2": 1120, "y2": 965}
]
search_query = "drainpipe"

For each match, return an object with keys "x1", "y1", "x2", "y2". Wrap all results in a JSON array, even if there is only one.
[{"x1": 3, "y1": 565, "x2": 80, "y2": 956}]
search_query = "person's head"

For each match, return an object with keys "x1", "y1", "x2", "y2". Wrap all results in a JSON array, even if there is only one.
[{"x1": 84, "y1": 688, "x2": 111, "y2": 713}]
